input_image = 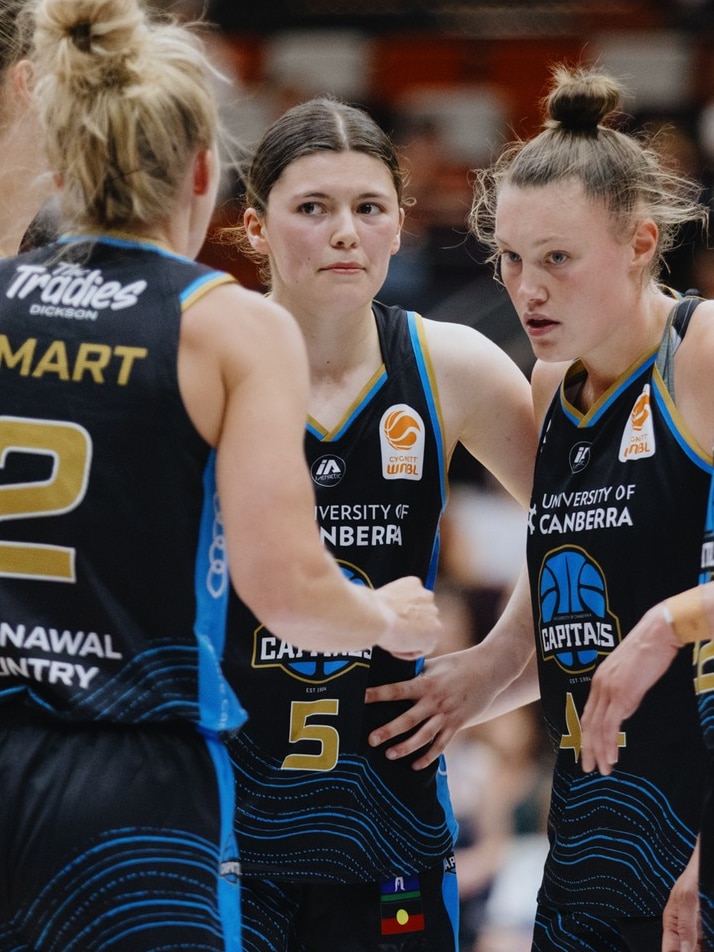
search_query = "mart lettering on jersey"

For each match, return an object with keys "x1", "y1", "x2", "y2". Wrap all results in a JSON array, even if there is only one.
[
  {"x1": 536, "y1": 546, "x2": 621, "y2": 674},
  {"x1": 0, "y1": 334, "x2": 147, "y2": 385}
]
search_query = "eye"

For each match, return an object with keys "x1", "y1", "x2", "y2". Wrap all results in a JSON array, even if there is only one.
[
  {"x1": 357, "y1": 201, "x2": 383, "y2": 215},
  {"x1": 500, "y1": 250, "x2": 521, "y2": 265},
  {"x1": 548, "y1": 251, "x2": 568, "y2": 265},
  {"x1": 298, "y1": 201, "x2": 325, "y2": 215}
]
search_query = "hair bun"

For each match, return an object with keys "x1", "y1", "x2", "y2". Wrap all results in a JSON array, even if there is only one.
[
  {"x1": 546, "y1": 65, "x2": 623, "y2": 133},
  {"x1": 68, "y1": 20, "x2": 92, "y2": 52}
]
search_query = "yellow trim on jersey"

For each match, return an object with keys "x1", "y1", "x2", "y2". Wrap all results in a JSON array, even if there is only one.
[
  {"x1": 411, "y1": 313, "x2": 448, "y2": 450},
  {"x1": 181, "y1": 272, "x2": 236, "y2": 311},
  {"x1": 307, "y1": 364, "x2": 387, "y2": 440},
  {"x1": 651, "y1": 365, "x2": 712, "y2": 467}
]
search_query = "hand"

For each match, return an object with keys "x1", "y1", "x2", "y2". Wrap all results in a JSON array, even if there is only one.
[
  {"x1": 663, "y1": 843, "x2": 701, "y2": 952},
  {"x1": 365, "y1": 647, "x2": 494, "y2": 770},
  {"x1": 374, "y1": 576, "x2": 441, "y2": 661},
  {"x1": 580, "y1": 604, "x2": 681, "y2": 775}
]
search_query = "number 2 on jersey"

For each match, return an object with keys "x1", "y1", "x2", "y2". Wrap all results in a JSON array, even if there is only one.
[
  {"x1": 0, "y1": 415, "x2": 92, "y2": 582},
  {"x1": 282, "y1": 699, "x2": 340, "y2": 771}
]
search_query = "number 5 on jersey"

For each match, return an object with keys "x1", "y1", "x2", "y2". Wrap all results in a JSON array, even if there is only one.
[{"x1": 283, "y1": 699, "x2": 340, "y2": 771}]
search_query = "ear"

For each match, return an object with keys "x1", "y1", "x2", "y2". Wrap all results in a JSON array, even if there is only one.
[
  {"x1": 390, "y1": 207, "x2": 405, "y2": 256},
  {"x1": 11, "y1": 60, "x2": 34, "y2": 107},
  {"x1": 192, "y1": 148, "x2": 213, "y2": 196},
  {"x1": 631, "y1": 217, "x2": 658, "y2": 269},
  {"x1": 244, "y1": 207, "x2": 268, "y2": 253}
]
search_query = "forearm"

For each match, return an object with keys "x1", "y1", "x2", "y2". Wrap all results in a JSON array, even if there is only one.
[
  {"x1": 471, "y1": 651, "x2": 539, "y2": 724},
  {"x1": 663, "y1": 581, "x2": 714, "y2": 644}
]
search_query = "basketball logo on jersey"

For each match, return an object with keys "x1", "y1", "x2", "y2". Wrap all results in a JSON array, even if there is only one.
[
  {"x1": 251, "y1": 561, "x2": 373, "y2": 683},
  {"x1": 619, "y1": 384, "x2": 655, "y2": 461},
  {"x1": 379, "y1": 404, "x2": 425, "y2": 481},
  {"x1": 538, "y1": 546, "x2": 621, "y2": 674}
]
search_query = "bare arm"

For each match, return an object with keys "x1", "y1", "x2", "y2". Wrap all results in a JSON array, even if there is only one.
[
  {"x1": 423, "y1": 319, "x2": 538, "y2": 508},
  {"x1": 663, "y1": 841, "x2": 702, "y2": 952},
  {"x1": 178, "y1": 283, "x2": 440, "y2": 657},
  {"x1": 580, "y1": 582, "x2": 714, "y2": 775}
]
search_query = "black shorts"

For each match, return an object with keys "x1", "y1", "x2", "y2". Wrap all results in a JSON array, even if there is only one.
[
  {"x1": 240, "y1": 857, "x2": 459, "y2": 952},
  {"x1": 0, "y1": 710, "x2": 241, "y2": 951},
  {"x1": 532, "y1": 904, "x2": 662, "y2": 952}
]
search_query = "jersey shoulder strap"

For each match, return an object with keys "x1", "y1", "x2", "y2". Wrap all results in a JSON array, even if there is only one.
[{"x1": 655, "y1": 293, "x2": 703, "y2": 398}]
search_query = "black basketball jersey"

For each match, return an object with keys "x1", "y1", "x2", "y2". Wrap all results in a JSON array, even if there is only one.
[
  {"x1": 0, "y1": 235, "x2": 246, "y2": 732},
  {"x1": 527, "y1": 299, "x2": 711, "y2": 916},
  {"x1": 223, "y1": 303, "x2": 458, "y2": 883}
]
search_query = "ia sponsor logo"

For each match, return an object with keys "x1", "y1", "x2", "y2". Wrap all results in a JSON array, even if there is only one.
[{"x1": 311, "y1": 454, "x2": 346, "y2": 487}]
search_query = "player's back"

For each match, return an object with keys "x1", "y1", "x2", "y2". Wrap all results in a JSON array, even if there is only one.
[{"x1": 0, "y1": 235, "x2": 244, "y2": 731}]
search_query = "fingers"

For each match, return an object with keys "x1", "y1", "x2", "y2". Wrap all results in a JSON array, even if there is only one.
[
  {"x1": 366, "y1": 699, "x2": 426, "y2": 749},
  {"x1": 370, "y1": 721, "x2": 447, "y2": 770},
  {"x1": 365, "y1": 679, "x2": 419, "y2": 706}
]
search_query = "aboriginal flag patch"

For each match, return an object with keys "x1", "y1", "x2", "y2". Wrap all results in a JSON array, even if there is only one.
[{"x1": 379, "y1": 874, "x2": 425, "y2": 935}]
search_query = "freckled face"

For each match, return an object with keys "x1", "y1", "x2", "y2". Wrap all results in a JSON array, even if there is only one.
[
  {"x1": 495, "y1": 180, "x2": 640, "y2": 363},
  {"x1": 247, "y1": 151, "x2": 403, "y2": 313}
]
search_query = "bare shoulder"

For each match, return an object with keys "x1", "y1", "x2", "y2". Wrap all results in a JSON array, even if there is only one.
[
  {"x1": 676, "y1": 299, "x2": 714, "y2": 385},
  {"x1": 420, "y1": 315, "x2": 511, "y2": 366},
  {"x1": 182, "y1": 281, "x2": 304, "y2": 366},
  {"x1": 673, "y1": 298, "x2": 714, "y2": 453}
]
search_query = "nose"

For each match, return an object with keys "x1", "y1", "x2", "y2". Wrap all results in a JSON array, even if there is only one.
[
  {"x1": 517, "y1": 263, "x2": 547, "y2": 308},
  {"x1": 331, "y1": 209, "x2": 359, "y2": 248}
]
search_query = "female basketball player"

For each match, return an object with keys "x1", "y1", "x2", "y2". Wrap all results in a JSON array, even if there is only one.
[
  {"x1": 366, "y1": 64, "x2": 714, "y2": 951},
  {"x1": 221, "y1": 95, "x2": 538, "y2": 952},
  {"x1": 0, "y1": 4, "x2": 439, "y2": 950}
]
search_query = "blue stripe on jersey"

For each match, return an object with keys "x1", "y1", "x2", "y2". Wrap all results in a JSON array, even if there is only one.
[
  {"x1": 194, "y1": 451, "x2": 246, "y2": 733},
  {"x1": 407, "y1": 312, "x2": 447, "y2": 589},
  {"x1": 407, "y1": 312, "x2": 458, "y2": 842},
  {"x1": 652, "y1": 372, "x2": 713, "y2": 472},
  {"x1": 203, "y1": 730, "x2": 242, "y2": 952},
  {"x1": 181, "y1": 272, "x2": 235, "y2": 310}
]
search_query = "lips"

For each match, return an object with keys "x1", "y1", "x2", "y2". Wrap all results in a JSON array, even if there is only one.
[
  {"x1": 524, "y1": 313, "x2": 557, "y2": 336},
  {"x1": 324, "y1": 262, "x2": 364, "y2": 272}
]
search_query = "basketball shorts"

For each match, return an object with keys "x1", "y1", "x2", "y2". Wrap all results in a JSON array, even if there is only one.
[
  {"x1": 532, "y1": 904, "x2": 662, "y2": 952},
  {"x1": 240, "y1": 855, "x2": 459, "y2": 952},
  {"x1": 0, "y1": 708, "x2": 241, "y2": 951}
]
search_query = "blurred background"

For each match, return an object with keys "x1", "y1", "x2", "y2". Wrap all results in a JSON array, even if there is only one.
[{"x1": 161, "y1": 2, "x2": 714, "y2": 947}]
